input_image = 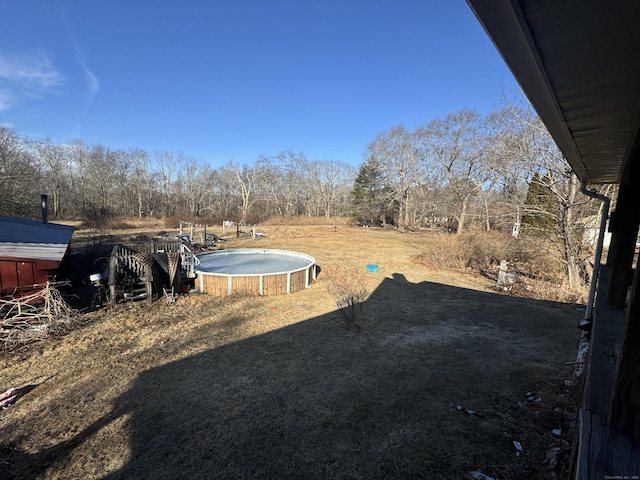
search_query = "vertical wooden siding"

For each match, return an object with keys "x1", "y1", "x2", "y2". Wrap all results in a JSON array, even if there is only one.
[
  {"x1": 232, "y1": 276, "x2": 261, "y2": 296},
  {"x1": 262, "y1": 273, "x2": 288, "y2": 296},
  {"x1": 198, "y1": 264, "x2": 316, "y2": 296},
  {"x1": 290, "y1": 270, "x2": 307, "y2": 293},
  {"x1": 202, "y1": 275, "x2": 230, "y2": 297}
]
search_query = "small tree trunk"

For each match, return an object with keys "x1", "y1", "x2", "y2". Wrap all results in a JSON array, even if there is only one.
[
  {"x1": 403, "y1": 192, "x2": 410, "y2": 229},
  {"x1": 562, "y1": 173, "x2": 583, "y2": 290},
  {"x1": 456, "y1": 197, "x2": 469, "y2": 235},
  {"x1": 566, "y1": 254, "x2": 581, "y2": 290},
  {"x1": 482, "y1": 194, "x2": 491, "y2": 232}
]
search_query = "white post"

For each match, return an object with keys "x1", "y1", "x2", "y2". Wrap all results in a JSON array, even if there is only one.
[{"x1": 497, "y1": 260, "x2": 508, "y2": 284}]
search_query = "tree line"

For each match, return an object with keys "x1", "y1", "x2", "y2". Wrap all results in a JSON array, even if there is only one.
[
  {"x1": 355, "y1": 103, "x2": 578, "y2": 233},
  {"x1": 0, "y1": 99, "x2": 608, "y2": 288},
  {"x1": 0, "y1": 131, "x2": 356, "y2": 224}
]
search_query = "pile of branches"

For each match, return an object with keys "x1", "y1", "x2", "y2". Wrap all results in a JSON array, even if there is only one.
[{"x1": 0, "y1": 283, "x2": 80, "y2": 350}]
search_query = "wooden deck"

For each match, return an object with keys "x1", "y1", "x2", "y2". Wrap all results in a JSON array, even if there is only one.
[
  {"x1": 107, "y1": 242, "x2": 183, "y2": 304},
  {"x1": 572, "y1": 266, "x2": 640, "y2": 478}
]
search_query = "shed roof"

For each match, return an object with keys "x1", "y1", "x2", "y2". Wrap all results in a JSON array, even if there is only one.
[{"x1": 0, "y1": 216, "x2": 75, "y2": 262}]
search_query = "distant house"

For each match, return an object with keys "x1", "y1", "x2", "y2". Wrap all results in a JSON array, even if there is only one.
[
  {"x1": 0, "y1": 216, "x2": 75, "y2": 296},
  {"x1": 582, "y1": 215, "x2": 612, "y2": 249}
]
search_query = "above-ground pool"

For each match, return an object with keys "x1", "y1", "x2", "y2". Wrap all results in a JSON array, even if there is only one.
[{"x1": 195, "y1": 249, "x2": 316, "y2": 296}]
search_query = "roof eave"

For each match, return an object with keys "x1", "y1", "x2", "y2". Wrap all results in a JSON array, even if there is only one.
[{"x1": 466, "y1": 0, "x2": 591, "y2": 182}]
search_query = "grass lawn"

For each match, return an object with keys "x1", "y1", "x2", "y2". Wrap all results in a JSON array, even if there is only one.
[{"x1": 0, "y1": 224, "x2": 582, "y2": 479}]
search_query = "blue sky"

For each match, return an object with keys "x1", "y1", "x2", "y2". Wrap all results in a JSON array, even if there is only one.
[{"x1": 0, "y1": 1, "x2": 521, "y2": 168}]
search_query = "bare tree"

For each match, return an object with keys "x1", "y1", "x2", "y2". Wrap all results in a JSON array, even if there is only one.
[
  {"x1": 515, "y1": 106, "x2": 598, "y2": 289},
  {"x1": 477, "y1": 105, "x2": 531, "y2": 231},
  {"x1": 366, "y1": 125, "x2": 422, "y2": 229},
  {"x1": 0, "y1": 126, "x2": 42, "y2": 217},
  {"x1": 420, "y1": 109, "x2": 487, "y2": 235},
  {"x1": 153, "y1": 151, "x2": 183, "y2": 217},
  {"x1": 308, "y1": 160, "x2": 354, "y2": 218},
  {"x1": 216, "y1": 166, "x2": 239, "y2": 220},
  {"x1": 260, "y1": 151, "x2": 309, "y2": 218},
  {"x1": 256, "y1": 156, "x2": 286, "y2": 218},
  {"x1": 126, "y1": 148, "x2": 156, "y2": 218},
  {"x1": 279, "y1": 151, "x2": 308, "y2": 217},
  {"x1": 176, "y1": 156, "x2": 213, "y2": 217},
  {"x1": 226, "y1": 160, "x2": 266, "y2": 224},
  {"x1": 31, "y1": 138, "x2": 71, "y2": 219},
  {"x1": 108, "y1": 149, "x2": 135, "y2": 216},
  {"x1": 67, "y1": 140, "x2": 91, "y2": 214},
  {"x1": 87, "y1": 145, "x2": 120, "y2": 213}
]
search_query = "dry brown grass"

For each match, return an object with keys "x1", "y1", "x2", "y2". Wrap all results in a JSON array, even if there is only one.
[
  {"x1": 0, "y1": 224, "x2": 583, "y2": 479},
  {"x1": 263, "y1": 215, "x2": 354, "y2": 226}
]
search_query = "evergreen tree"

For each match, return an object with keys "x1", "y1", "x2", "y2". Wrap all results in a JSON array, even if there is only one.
[
  {"x1": 351, "y1": 157, "x2": 394, "y2": 226},
  {"x1": 522, "y1": 172, "x2": 555, "y2": 230}
]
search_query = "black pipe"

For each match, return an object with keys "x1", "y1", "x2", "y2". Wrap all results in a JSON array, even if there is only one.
[{"x1": 41, "y1": 194, "x2": 48, "y2": 224}]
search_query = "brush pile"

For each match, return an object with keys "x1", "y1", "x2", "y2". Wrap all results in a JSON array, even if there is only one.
[{"x1": 0, "y1": 283, "x2": 80, "y2": 350}]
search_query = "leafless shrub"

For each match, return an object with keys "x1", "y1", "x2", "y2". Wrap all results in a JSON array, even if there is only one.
[
  {"x1": 415, "y1": 231, "x2": 584, "y2": 301},
  {"x1": 418, "y1": 233, "x2": 473, "y2": 270},
  {"x1": 325, "y1": 266, "x2": 369, "y2": 328}
]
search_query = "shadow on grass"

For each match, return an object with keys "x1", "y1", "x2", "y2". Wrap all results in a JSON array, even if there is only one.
[{"x1": 4, "y1": 274, "x2": 582, "y2": 479}]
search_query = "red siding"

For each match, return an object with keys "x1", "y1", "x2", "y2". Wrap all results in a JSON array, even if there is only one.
[
  {"x1": 17, "y1": 261, "x2": 35, "y2": 286},
  {"x1": 0, "y1": 261, "x2": 18, "y2": 291},
  {"x1": 0, "y1": 258, "x2": 58, "y2": 295}
]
